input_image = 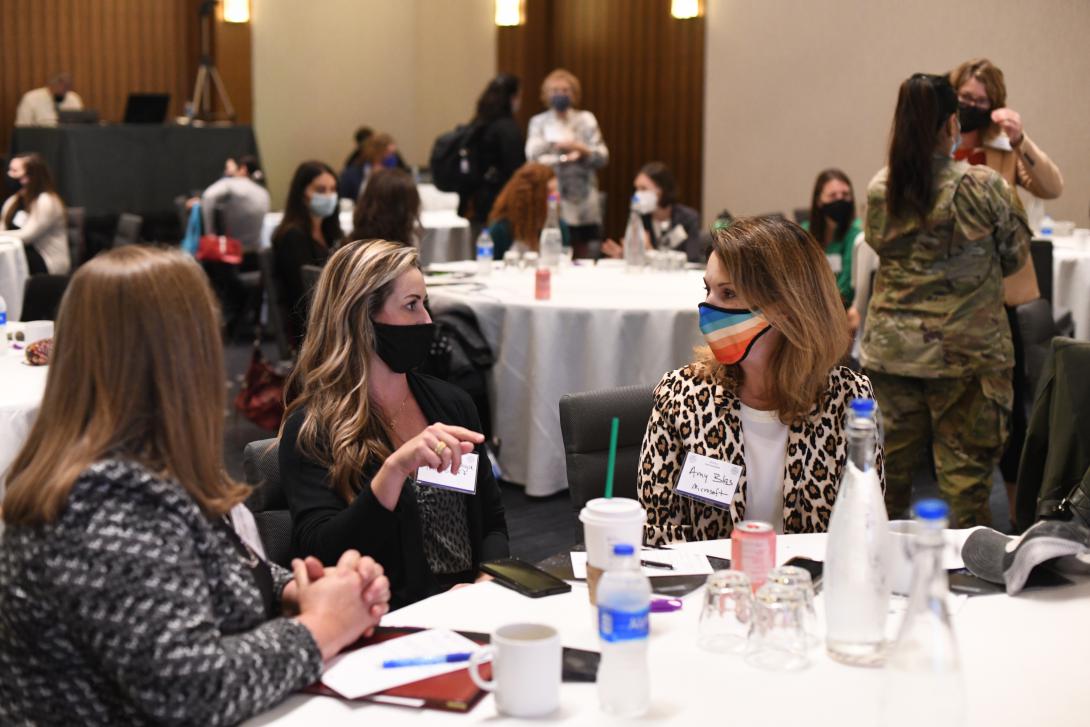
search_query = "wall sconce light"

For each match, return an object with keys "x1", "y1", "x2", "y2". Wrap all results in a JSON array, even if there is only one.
[
  {"x1": 670, "y1": 0, "x2": 703, "y2": 19},
  {"x1": 495, "y1": 0, "x2": 524, "y2": 27},
  {"x1": 223, "y1": 0, "x2": 250, "y2": 24}
]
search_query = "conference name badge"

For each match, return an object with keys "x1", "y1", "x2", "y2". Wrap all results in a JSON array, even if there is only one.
[
  {"x1": 416, "y1": 452, "x2": 478, "y2": 494},
  {"x1": 675, "y1": 451, "x2": 741, "y2": 509}
]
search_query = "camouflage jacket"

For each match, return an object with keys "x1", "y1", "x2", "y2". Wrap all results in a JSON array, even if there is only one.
[{"x1": 861, "y1": 157, "x2": 1029, "y2": 378}]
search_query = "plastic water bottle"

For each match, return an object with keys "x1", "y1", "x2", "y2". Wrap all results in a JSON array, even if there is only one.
[
  {"x1": 824, "y1": 397, "x2": 890, "y2": 666},
  {"x1": 597, "y1": 543, "x2": 651, "y2": 717},
  {"x1": 881, "y1": 499, "x2": 964, "y2": 726},
  {"x1": 623, "y1": 201, "x2": 646, "y2": 272},
  {"x1": 1040, "y1": 213, "x2": 1055, "y2": 237},
  {"x1": 539, "y1": 193, "x2": 563, "y2": 272},
  {"x1": 475, "y1": 229, "x2": 494, "y2": 277},
  {"x1": 0, "y1": 294, "x2": 7, "y2": 355}
]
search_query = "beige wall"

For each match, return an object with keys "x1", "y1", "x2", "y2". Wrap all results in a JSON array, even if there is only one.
[
  {"x1": 252, "y1": 0, "x2": 495, "y2": 208},
  {"x1": 703, "y1": 0, "x2": 1090, "y2": 226}
]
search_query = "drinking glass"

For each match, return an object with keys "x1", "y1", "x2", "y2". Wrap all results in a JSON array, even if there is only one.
[
  {"x1": 765, "y1": 566, "x2": 819, "y2": 648},
  {"x1": 502, "y1": 249, "x2": 521, "y2": 269},
  {"x1": 745, "y1": 582, "x2": 810, "y2": 671},
  {"x1": 698, "y1": 570, "x2": 753, "y2": 654}
]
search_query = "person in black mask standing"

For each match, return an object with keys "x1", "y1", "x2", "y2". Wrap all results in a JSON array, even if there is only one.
[
  {"x1": 278, "y1": 239, "x2": 508, "y2": 609},
  {"x1": 801, "y1": 168, "x2": 860, "y2": 308}
]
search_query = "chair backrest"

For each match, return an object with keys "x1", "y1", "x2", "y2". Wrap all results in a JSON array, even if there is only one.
[
  {"x1": 559, "y1": 384, "x2": 655, "y2": 541},
  {"x1": 257, "y1": 247, "x2": 293, "y2": 361},
  {"x1": 301, "y1": 264, "x2": 323, "y2": 302},
  {"x1": 112, "y1": 213, "x2": 143, "y2": 248},
  {"x1": 1015, "y1": 298, "x2": 1057, "y2": 405},
  {"x1": 21, "y1": 274, "x2": 70, "y2": 321},
  {"x1": 66, "y1": 206, "x2": 85, "y2": 268},
  {"x1": 1030, "y1": 239, "x2": 1053, "y2": 304},
  {"x1": 792, "y1": 207, "x2": 810, "y2": 225},
  {"x1": 241, "y1": 438, "x2": 293, "y2": 566}
]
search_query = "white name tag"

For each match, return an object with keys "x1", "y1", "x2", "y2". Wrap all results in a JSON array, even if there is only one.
[
  {"x1": 826, "y1": 253, "x2": 842, "y2": 274},
  {"x1": 416, "y1": 452, "x2": 478, "y2": 494},
  {"x1": 675, "y1": 451, "x2": 742, "y2": 509},
  {"x1": 665, "y1": 224, "x2": 688, "y2": 249}
]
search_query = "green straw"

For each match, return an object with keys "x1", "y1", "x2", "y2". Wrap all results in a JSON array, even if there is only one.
[{"x1": 604, "y1": 416, "x2": 619, "y2": 499}]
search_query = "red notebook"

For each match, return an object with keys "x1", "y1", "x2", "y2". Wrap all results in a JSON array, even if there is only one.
[{"x1": 303, "y1": 626, "x2": 491, "y2": 713}]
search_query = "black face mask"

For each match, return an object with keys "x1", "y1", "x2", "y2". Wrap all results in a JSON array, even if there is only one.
[
  {"x1": 820, "y1": 199, "x2": 854, "y2": 229},
  {"x1": 372, "y1": 320, "x2": 435, "y2": 373},
  {"x1": 958, "y1": 104, "x2": 992, "y2": 133},
  {"x1": 53, "y1": 93, "x2": 66, "y2": 105}
]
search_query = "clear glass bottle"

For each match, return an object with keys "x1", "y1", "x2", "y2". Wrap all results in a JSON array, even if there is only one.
[
  {"x1": 538, "y1": 193, "x2": 563, "y2": 271},
  {"x1": 623, "y1": 198, "x2": 646, "y2": 271},
  {"x1": 824, "y1": 397, "x2": 890, "y2": 666},
  {"x1": 881, "y1": 499, "x2": 964, "y2": 726}
]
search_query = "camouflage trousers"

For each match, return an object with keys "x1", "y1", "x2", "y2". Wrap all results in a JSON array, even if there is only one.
[{"x1": 867, "y1": 370, "x2": 1012, "y2": 528}]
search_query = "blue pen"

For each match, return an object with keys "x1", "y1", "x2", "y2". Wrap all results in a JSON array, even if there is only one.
[{"x1": 381, "y1": 652, "x2": 474, "y2": 669}]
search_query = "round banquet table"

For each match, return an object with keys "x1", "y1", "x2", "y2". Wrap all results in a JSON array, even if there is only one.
[
  {"x1": 247, "y1": 530, "x2": 1090, "y2": 726},
  {"x1": 426, "y1": 260, "x2": 705, "y2": 496},
  {"x1": 0, "y1": 344, "x2": 49, "y2": 495},
  {"x1": 1050, "y1": 233, "x2": 1090, "y2": 339},
  {"x1": 0, "y1": 236, "x2": 28, "y2": 322}
]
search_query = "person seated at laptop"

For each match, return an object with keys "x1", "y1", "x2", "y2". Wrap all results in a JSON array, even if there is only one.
[{"x1": 15, "y1": 72, "x2": 84, "y2": 127}]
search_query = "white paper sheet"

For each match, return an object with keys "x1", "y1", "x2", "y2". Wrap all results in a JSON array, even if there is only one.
[
  {"x1": 570, "y1": 549, "x2": 715, "y2": 579},
  {"x1": 320, "y1": 629, "x2": 484, "y2": 700},
  {"x1": 415, "y1": 453, "x2": 478, "y2": 494}
]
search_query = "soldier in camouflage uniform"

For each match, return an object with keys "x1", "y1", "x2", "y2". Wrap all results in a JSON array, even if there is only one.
[{"x1": 862, "y1": 73, "x2": 1030, "y2": 528}]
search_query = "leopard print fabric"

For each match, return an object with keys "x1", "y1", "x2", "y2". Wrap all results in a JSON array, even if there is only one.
[{"x1": 639, "y1": 364, "x2": 886, "y2": 545}]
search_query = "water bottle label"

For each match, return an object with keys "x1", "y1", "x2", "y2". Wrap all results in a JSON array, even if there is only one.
[
  {"x1": 598, "y1": 605, "x2": 649, "y2": 642},
  {"x1": 0, "y1": 311, "x2": 6, "y2": 326},
  {"x1": 476, "y1": 244, "x2": 493, "y2": 258}
]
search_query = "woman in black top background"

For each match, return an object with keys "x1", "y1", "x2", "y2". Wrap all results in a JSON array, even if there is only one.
[
  {"x1": 279, "y1": 240, "x2": 508, "y2": 609},
  {"x1": 271, "y1": 160, "x2": 343, "y2": 346},
  {"x1": 463, "y1": 74, "x2": 525, "y2": 226}
]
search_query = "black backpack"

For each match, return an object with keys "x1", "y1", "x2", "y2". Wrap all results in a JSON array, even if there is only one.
[{"x1": 429, "y1": 121, "x2": 485, "y2": 194}]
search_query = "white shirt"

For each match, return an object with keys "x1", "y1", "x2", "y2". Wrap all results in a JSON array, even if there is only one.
[
  {"x1": 0, "y1": 193, "x2": 70, "y2": 274},
  {"x1": 739, "y1": 402, "x2": 789, "y2": 533},
  {"x1": 15, "y1": 87, "x2": 84, "y2": 127}
]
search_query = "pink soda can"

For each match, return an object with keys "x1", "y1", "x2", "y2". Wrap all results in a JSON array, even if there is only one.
[{"x1": 731, "y1": 520, "x2": 776, "y2": 590}]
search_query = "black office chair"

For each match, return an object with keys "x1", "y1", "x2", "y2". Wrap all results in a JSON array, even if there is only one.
[
  {"x1": 242, "y1": 438, "x2": 293, "y2": 568},
  {"x1": 257, "y1": 247, "x2": 293, "y2": 361},
  {"x1": 792, "y1": 207, "x2": 810, "y2": 225},
  {"x1": 558, "y1": 384, "x2": 656, "y2": 542},
  {"x1": 66, "y1": 206, "x2": 85, "y2": 268},
  {"x1": 301, "y1": 264, "x2": 323, "y2": 302},
  {"x1": 112, "y1": 213, "x2": 143, "y2": 248},
  {"x1": 21, "y1": 274, "x2": 70, "y2": 321}
]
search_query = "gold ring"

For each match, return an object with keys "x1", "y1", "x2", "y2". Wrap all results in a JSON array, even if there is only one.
[{"x1": 434, "y1": 441, "x2": 447, "y2": 456}]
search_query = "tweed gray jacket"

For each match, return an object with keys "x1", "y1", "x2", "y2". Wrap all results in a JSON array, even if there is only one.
[{"x1": 0, "y1": 458, "x2": 323, "y2": 726}]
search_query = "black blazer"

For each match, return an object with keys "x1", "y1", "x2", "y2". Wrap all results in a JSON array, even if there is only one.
[{"x1": 279, "y1": 373, "x2": 509, "y2": 609}]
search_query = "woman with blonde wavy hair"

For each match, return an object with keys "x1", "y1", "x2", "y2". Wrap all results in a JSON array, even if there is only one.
[
  {"x1": 0, "y1": 246, "x2": 389, "y2": 724},
  {"x1": 279, "y1": 239, "x2": 508, "y2": 608},
  {"x1": 638, "y1": 216, "x2": 885, "y2": 544}
]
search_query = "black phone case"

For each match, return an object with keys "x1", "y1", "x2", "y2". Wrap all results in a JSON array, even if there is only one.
[{"x1": 481, "y1": 557, "x2": 573, "y2": 598}]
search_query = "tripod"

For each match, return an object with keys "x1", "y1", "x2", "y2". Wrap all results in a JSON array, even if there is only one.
[{"x1": 189, "y1": 0, "x2": 235, "y2": 121}]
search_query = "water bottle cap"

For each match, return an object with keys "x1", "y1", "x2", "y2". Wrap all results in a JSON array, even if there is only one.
[
  {"x1": 850, "y1": 398, "x2": 875, "y2": 416},
  {"x1": 612, "y1": 543, "x2": 635, "y2": 556},
  {"x1": 913, "y1": 498, "x2": 949, "y2": 521}
]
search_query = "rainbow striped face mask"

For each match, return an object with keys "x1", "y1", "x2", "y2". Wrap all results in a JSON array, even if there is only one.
[{"x1": 698, "y1": 302, "x2": 772, "y2": 365}]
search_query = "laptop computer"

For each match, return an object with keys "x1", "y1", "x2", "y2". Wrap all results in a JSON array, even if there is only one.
[
  {"x1": 57, "y1": 109, "x2": 100, "y2": 124},
  {"x1": 122, "y1": 93, "x2": 170, "y2": 124}
]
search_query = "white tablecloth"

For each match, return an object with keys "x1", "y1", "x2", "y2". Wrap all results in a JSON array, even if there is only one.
[
  {"x1": 0, "y1": 236, "x2": 28, "y2": 322},
  {"x1": 259, "y1": 210, "x2": 472, "y2": 267},
  {"x1": 0, "y1": 347, "x2": 49, "y2": 492},
  {"x1": 248, "y1": 532, "x2": 1090, "y2": 726},
  {"x1": 1050, "y1": 233, "x2": 1090, "y2": 339},
  {"x1": 427, "y1": 260, "x2": 705, "y2": 496}
]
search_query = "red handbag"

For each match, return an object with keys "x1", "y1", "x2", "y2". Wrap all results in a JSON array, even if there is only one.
[
  {"x1": 196, "y1": 234, "x2": 244, "y2": 265},
  {"x1": 234, "y1": 345, "x2": 286, "y2": 431}
]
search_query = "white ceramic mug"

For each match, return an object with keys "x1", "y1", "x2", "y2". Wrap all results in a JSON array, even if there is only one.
[{"x1": 468, "y1": 623, "x2": 561, "y2": 717}]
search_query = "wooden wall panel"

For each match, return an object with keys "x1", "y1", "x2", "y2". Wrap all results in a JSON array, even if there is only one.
[
  {"x1": 0, "y1": 0, "x2": 253, "y2": 151},
  {"x1": 497, "y1": 0, "x2": 705, "y2": 238}
]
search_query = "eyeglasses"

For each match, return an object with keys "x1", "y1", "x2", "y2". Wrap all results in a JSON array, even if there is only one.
[{"x1": 957, "y1": 94, "x2": 990, "y2": 110}]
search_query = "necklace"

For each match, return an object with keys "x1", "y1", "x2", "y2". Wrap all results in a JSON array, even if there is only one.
[{"x1": 380, "y1": 390, "x2": 412, "y2": 431}]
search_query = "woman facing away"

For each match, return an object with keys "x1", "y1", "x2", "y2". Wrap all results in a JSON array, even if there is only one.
[
  {"x1": 0, "y1": 246, "x2": 389, "y2": 725},
  {"x1": 279, "y1": 239, "x2": 508, "y2": 609},
  {"x1": 639, "y1": 216, "x2": 884, "y2": 544}
]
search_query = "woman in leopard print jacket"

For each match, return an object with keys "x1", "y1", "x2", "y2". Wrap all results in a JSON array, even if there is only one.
[{"x1": 640, "y1": 217, "x2": 885, "y2": 544}]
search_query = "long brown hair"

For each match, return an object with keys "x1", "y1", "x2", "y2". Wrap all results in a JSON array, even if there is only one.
[
  {"x1": 949, "y1": 58, "x2": 1006, "y2": 140},
  {"x1": 3, "y1": 246, "x2": 247, "y2": 526},
  {"x1": 272, "y1": 160, "x2": 341, "y2": 248},
  {"x1": 488, "y1": 162, "x2": 555, "y2": 249},
  {"x1": 698, "y1": 216, "x2": 850, "y2": 424},
  {"x1": 282, "y1": 240, "x2": 420, "y2": 501},
  {"x1": 886, "y1": 73, "x2": 958, "y2": 223},
  {"x1": 807, "y1": 168, "x2": 855, "y2": 242},
  {"x1": 350, "y1": 168, "x2": 420, "y2": 245},
  {"x1": 4, "y1": 153, "x2": 62, "y2": 228}
]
